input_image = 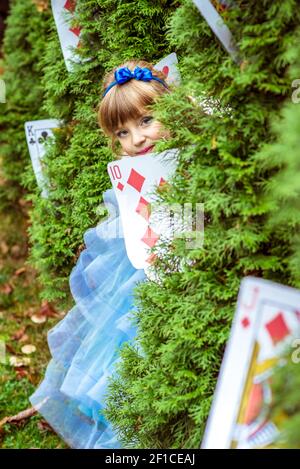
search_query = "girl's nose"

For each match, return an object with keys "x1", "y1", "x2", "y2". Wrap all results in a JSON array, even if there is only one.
[{"x1": 132, "y1": 129, "x2": 146, "y2": 146}]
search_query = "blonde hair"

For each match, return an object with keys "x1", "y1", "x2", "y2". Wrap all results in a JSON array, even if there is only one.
[{"x1": 97, "y1": 60, "x2": 169, "y2": 151}]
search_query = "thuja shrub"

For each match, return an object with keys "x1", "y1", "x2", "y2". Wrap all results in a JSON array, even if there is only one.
[
  {"x1": 269, "y1": 347, "x2": 300, "y2": 448},
  {"x1": 104, "y1": 0, "x2": 300, "y2": 448},
  {"x1": 254, "y1": 47, "x2": 300, "y2": 448},
  {"x1": 26, "y1": 0, "x2": 176, "y2": 303},
  {"x1": 0, "y1": 0, "x2": 52, "y2": 207},
  {"x1": 255, "y1": 43, "x2": 300, "y2": 288}
]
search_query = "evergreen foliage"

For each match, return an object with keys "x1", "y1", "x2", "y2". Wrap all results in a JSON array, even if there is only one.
[
  {"x1": 1, "y1": 0, "x2": 300, "y2": 449},
  {"x1": 269, "y1": 347, "x2": 300, "y2": 448},
  {"x1": 255, "y1": 80, "x2": 300, "y2": 286},
  {"x1": 0, "y1": 0, "x2": 51, "y2": 206},
  {"x1": 104, "y1": 0, "x2": 300, "y2": 448},
  {"x1": 254, "y1": 43, "x2": 300, "y2": 449},
  {"x1": 24, "y1": 0, "x2": 175, "y2": 302}
]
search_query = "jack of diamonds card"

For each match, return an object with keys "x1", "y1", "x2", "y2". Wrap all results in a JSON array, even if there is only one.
[
  {"x1": 107, "y1": 149, "x2": 179, "y2": 270},
  {"x1": 24, "y1": 119, "x2": 61, "y2": 197},
  {"x1": 201, "y1": 276, "x2": 300, "y2": 449}
]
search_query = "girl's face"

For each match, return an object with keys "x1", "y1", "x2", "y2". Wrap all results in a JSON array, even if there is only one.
[{"x1": 114, "y1": 113, "x2": 169, "y2": 157}]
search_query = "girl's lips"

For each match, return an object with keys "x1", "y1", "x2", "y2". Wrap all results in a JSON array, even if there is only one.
[{"x1": 136, "y1": 145, "x2": 155, "y2": 155}]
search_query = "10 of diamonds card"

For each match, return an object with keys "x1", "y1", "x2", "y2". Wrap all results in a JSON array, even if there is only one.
[
  {"x1": 107, "y1": 150, "x2": 178, "y2": 270},
  {"x1": 201, "y1": 276, "x2": 300, "y2": 449}
]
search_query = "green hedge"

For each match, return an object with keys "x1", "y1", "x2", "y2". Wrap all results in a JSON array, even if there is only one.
[
  {"x1": 0, "y1": 0, "x2": 51, "y2": 207},
  {"x1": 1, "y1": 0, "x2": 300, "y2": 449},
  {"x1": 270, "y1": 346, "x2": 300, "y2": 448},
  {"x1": 23, "y1": 0, "x2": 176, "y2": 303},
  {"x1": 104, "y1": 0, "x2": 300, "y2": 448},
  {"x1": 261, "y1": 54, "x2": 300, "y2": 449}
]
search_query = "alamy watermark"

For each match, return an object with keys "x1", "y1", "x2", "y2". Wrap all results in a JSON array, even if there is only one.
[
  {"x1": 95, "y1": 201, "x2": 205, "y2": 249},
  {"x1": 291, "y1": 338, "x2": 300, "y2": 364},
  {"x1": 0, "y1": 79, "x2": 6, "y2": 103},
  {"x1": 291, "y1": 79, "x2": 300, "y2": 103}
]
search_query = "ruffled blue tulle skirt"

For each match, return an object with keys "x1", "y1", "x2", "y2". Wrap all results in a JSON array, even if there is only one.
[{"x1": 29, "y1": 188, "x2": 146, "y2": 448}]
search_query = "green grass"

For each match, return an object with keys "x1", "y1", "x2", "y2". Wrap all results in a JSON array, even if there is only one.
[
  {"x1": 0, "y1": 370, "x2": 66, "y2": 448},
  {"x1": 0, "y1": 194, "x2": 67, "y2": 448}
]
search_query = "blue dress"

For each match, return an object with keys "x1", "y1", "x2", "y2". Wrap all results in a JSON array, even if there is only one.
[{"x1": 29, "y1": 187, "x2": 146, "y2": 449}]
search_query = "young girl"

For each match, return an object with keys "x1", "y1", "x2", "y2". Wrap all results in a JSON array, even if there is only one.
[{"x1": 30, "y1": 60, "x2": 171, "y2": 449}]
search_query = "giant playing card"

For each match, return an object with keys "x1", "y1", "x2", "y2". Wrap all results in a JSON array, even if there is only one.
[
  {"x1": 202, "y1": 276, "x2": 300, "y2": 449},
  {"x1": 51, "y1": 0, "x2": 82, "y2": 72},
  {"x1": 192, "y1": 0, "x2": 239, "y2": 63},
  {"x1": 154, "y1": 53, "x2": 181, "y2": 86},
  {"x1": 108, "y1": 150, "x2": 179, "y2": 270},
  {"x1": 24, "y1": 119, "x2": 61, "y2": 197}
]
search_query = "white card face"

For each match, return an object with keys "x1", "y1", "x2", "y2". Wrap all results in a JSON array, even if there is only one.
[
  {"x1": 192, "y1": 0, "x2": 239, "y2": 62},
  {"x1": 24, "y1": 119, "x2": 61, "y2": 197},
  {"x1": 51, "y1": 0, "x2": 82, "y2": 72},
  {"x1": 107, "y1": 150, "x2": 179, "y2": 269},
  {"x1": 154, "y1": 53, "x2": 181, "y2": 86},
  {"x1": 202, "y1": 276, "x2": 300, "y2": 449}
]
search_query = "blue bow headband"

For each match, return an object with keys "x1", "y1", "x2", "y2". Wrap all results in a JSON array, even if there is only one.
[{"x1": 102, "y1": 66, "x2": 168, "y2": 97}]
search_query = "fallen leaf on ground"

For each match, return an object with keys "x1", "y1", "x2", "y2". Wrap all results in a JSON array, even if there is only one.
[
  {"x1": 30, "y1": 314, "x2": 47, "y2": 324},
  {"x1": 19, "y1": 334, "x2": 29, "y2": 343},
  {"x1": 11, "y1": 326, "x2": 26, "y2": 341},
  {"x1": 15, "y1": 267, "x2": 26, "y2": 276},
  {"x1": 21, "y1": 344, "x2": 36, "y2": 355},
  {"x1": 15, "y1": 367, "x2": 29, "y2": 380},
  {"x1": 1, "y1": 283, "x2": 13, "y2": 295},
  {"x1": 39, "y1": 300, "x2": 58, "y2": 318},
  {"x1": 9, "y1": 356, "x2": 31, "y2": 367}
]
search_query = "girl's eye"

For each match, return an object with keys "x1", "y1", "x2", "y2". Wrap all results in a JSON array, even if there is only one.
[
  {"x1": 116, "y1": 129, "x2": 128, "y2": 138},
  {"x1": 141, "y1": 116, "x2": 153, "y2": 125}
]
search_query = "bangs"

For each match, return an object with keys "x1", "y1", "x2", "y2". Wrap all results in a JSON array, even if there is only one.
[{"x1": 98, "y1": 79, "x2": 166, "y2": 136}]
